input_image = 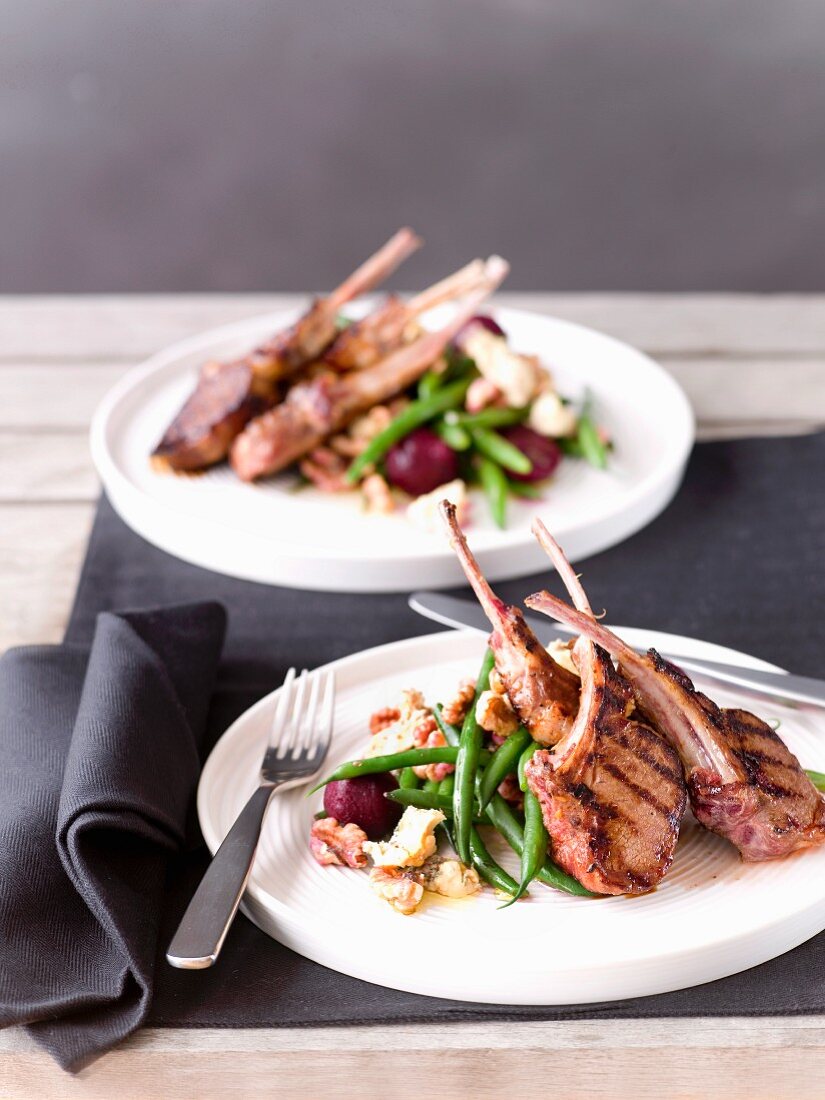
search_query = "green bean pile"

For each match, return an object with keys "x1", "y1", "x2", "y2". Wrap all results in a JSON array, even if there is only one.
[
  {"x1": 313, "y1": 646, "x2": 595, "y2": 902},
  {"x1": 344, "y1": 345, "x2": 609, "y2": 529}
]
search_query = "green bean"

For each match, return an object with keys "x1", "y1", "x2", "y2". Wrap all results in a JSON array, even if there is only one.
[
  {"x1": 417, "y1": 369, "x2": 443, "y2": 400},
  {"x1": 433, "y1": 705, "x2": 461, "y2": 747},
  {"x1": 807, "y1": 769, "x2": 825, "y2": 792},
  {"x1": 310, "y1": 746, "x2": 460, "y2": 793},
  {"x1": 346, "y1": 379, "x2": 472, "y2": 483},
  {"x1": 506, "y1": 478, "x2": 544, "y2": 500},
  {"x1": 478, "y1": 455, "x2": 509, "y2": 529},
  {"x1": 558, "y1": 437, "x2": 584, "y2": 459},
  {"x1": 577, "y1": 415, "x2": 607, "y2": 469},
  {"x1": 486, "y1": 794, "x2": 594, "y2": 897},
  {"x1": 434, "y1": 418, "x2": 472, "y2": 451},
  {"x1": 470, "y1": 427, "x2": 533, "y2": 476},
  {"x1": 505, "y1": 743, "x2": 547, "y2": 904},
  {"x1": 453, "y1": 648, "x2": 496, "y2": 864},
  {"x1": 469, "y1": 826, "x2": 521, "y2": 897},
  {"x1": 386, "y1": 787, "x2": 490, "y2": 824},
  {"x1": 455, "y1": 406, "x2": 528, "y2": 431},
  {"x1": 423, "y1": 778, "x2": 441, "y2": 794},
  {"x1": 398, "y1": 767, "x2": 420, "y2": 790},
  {"x1": 477, "y1": 728, "x2": 532, "y2": 809},
  {"x1": 576, "y1": 390, "x2": 608, "y2": 470},
  {"x1": 438, "y1": 772, "x2": 456, "y2": 798},
  {"x1": 313, "y1": 810, "x2": 329, "y2": 820},
  {"x1": 442, "y1": 819, "x2": 520, "y2": 896}
]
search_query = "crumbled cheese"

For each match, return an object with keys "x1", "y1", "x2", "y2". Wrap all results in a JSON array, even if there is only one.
[
  {"x1": 365, "y1": 689, "x2": 432, "y2": 757},
  {"x1": 364, "y1": 807, "x2": 444, "y2": 868},
  {"x1": 528, "y1": 391, "x2": 578, "y2": 438},
  {"x1": 418, "y1": 856, "x2": 481, "y2": 899},
  {"x1": 365, "y1": 722, "x2": 416, "y2": 758},
  {"x1": 407, "y1": 479, "x2": 468, "y2": 533},
  {"x1": 463, "y1": 328, "x2": 545, "y2": 408}
]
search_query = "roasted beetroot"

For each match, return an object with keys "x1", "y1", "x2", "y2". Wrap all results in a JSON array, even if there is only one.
[
  {"x1": 456, "y1": 314, "x2": 506, "y2": 344},
  {"x1": 323, "y1": 774, "x2": 402, "y2": 839},
  {"x1": 502, "y1": 426, "x2": 562, "y2": 483},
  {"x1": 384, "y1": 427, "x2": 459, "y2": 496}
]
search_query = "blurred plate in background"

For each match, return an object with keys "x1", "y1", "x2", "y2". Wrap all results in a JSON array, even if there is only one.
[{"x1": 91, "y1": 306, "x2": 694, "y2": 591}]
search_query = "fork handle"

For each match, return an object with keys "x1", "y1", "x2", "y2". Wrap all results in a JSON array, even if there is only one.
[{"x1": 166, "y1": 784, "x2": 276, "y2": 969}]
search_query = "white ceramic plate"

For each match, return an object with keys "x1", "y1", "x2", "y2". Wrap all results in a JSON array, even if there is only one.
[
  {"x1": 199, "y1": 629, "x2": 825, "y2": 1005},
  {"x1": 91, "y1": 306, "x2": 694, "y2": 592}
]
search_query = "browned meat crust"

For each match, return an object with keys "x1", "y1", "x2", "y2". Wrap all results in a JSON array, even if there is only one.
[
  {"x1": 526, "y1": 592, "x2": 825, "y2": 862},
  {"x1": 230, "y1": 263, "x2": 509, "y2": 482},
  {"x1": 151, "y1": 361, "x2": 274, "y2": 472},
  {"x1": 526, "y1": 648, "x2": 686, "y2": 895}
]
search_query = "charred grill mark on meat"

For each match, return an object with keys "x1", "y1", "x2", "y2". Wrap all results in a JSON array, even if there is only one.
[
  {"x1": 524, "y1": 588, "x2": 825, "y2": 862},
  {"x1": 151, "y1": 228, "x2": 421, "y2": 472},
  {"x1": 439, "y1": 503, "x2": 579, "y2": 746},
  {"x1": 524, "y1": 520, "x2": 686, "y2": 895},
  {"x1": 230, "y1": 258, "x2": 509, "y2": 482}
]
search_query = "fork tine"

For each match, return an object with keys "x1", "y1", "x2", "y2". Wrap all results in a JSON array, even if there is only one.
[
  {"x1": 310, "y1": 670, "x2": 335, "y2": 761},
  {"x1": 269, "y1": 667, "x2": 296, "y2": 748},
  {"x1": 279, "y1": 669, "x2": 309, "y2": 757},
  {"x1": 301, "y1": 671, "x2": 324, "y2": 754}
]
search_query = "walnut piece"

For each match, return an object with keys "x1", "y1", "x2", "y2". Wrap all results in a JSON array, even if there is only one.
[
  {"x1": 362, "y1": 473, "x2": 395, "y2": 514},
  {"x1": 441, "y1": 677, "x2": 476, "y2": 728},
  {"x1": 475, "y1": 689, "x2": 520, "y2": 737},
  {"x1": 369, "y1": 867, "x2": 424, "y2": 915},
  {"x1": 310, "y1": 818, "x2": 368, "y2": 869},
  {"x1": 369, "y1": 706, "x2": 401, "y2": 735}
]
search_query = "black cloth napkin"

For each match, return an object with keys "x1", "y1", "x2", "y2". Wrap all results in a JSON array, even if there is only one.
[
  {"x1": 3, "y1": 430, "x2": 825, "y2": 1071},
  {"x1": 0, "y1": 602, "x2": 227, "y2": 1070}
]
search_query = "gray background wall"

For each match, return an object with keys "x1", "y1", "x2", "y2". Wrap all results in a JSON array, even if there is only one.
[{"x1": 3, "y1": 0, "x2": 824, "y2": 292}]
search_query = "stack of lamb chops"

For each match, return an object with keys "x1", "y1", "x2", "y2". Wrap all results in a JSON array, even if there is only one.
[
  {"x1": 441, "y1": 502, "x2": 825, "y2": 896},
  {"x1": 151, "y1": 227, "x2": 508, "y2": 479}
]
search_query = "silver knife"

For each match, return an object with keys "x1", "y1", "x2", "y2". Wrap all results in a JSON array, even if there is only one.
[{"x1": 408, "y1": 591, "x2": 825, "y2": 711}]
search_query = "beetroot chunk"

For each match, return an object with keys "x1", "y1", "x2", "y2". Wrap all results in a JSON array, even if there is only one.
[
  {"x1": 385, "y1": 427, "x2": 459, "y2": 497},
  {"x1": 502, "y1": 426, "x2": 562, "y2": 483},
  {"x1": 323, "y1": 774, "x2": 402, "y2": 839}
]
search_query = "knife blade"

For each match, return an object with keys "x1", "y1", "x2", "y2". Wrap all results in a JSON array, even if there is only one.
[{"x1": 408, "y1": 591, "x2": 825, "y2": 711}]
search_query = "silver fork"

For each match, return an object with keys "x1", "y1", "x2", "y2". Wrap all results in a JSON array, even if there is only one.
[{"x1": 166, "y1": 667, "x2": 334, "y2": 970}]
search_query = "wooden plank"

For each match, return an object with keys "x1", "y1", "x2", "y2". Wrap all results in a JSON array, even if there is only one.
[
  {"x1": 0, "y1": 433, "x2": 99, "y2": 502},
  {"x1": 0, "y1": 503, "x2": 92, "y2": 651},
  {"x1": 1, "y1": 294, "x2": 824, "y2": 361},
  {"x1": 0, "y1": 365, "x2": 128, "y2": 429},
  {"x1": 2, "y1": 1020, "x2": 825, "y2": 1099},
  {"x1": 3, "y1": 357, "x2": 824, "y2": 433}
]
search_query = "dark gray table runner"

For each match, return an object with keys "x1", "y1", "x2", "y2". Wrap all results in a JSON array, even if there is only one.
[{"x1": 60, "y1": 431, "x2": 825, "y2": 1029}]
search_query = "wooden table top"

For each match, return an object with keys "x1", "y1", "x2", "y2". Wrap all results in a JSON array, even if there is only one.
[{"x1": 2, "y1": 293, "x2": 824, "y2": 1098}]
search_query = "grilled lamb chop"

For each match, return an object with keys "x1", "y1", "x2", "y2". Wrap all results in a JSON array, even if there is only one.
[
  {"x1": 230, "y1": 258, "x2": 509, "y2": 482},
  {"x1": 439, "y1": 502, "x2": 579, "y2": 745},
  {"x1": 525, "y1": 585, "x2": 825, "y2": 862},
  {"x1": 323, "y1": 259, "x2": 486, "y2": 372},
  {"x1": 524, "y1": 520, "x2": 686, "y2": 894},
  {"x1": 152, "y1": 228, "x2": 421, "y2": 472}
]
